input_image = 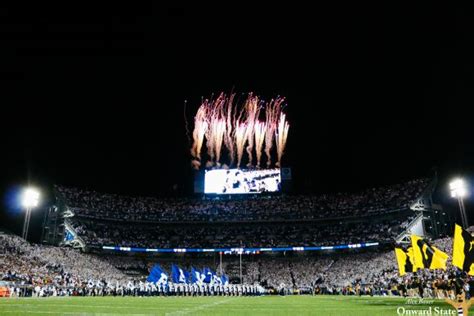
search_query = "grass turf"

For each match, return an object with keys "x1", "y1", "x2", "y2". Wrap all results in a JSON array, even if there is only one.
[{"x1": 0, "y1": 295, "x2": 464, "y2": 315}]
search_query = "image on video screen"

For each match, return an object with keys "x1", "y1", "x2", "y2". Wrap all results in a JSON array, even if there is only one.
[{"x1": 204, "y1": 169, "x2": 281, "y2": 194}]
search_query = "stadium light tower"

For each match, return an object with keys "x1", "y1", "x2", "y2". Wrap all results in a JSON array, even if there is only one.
[
  {"x1": 449, "y1": 178, "x2": 469, "y2": 229},
  {"x1": 21, "y1": 187, "x2": 40, "y2": 241}
]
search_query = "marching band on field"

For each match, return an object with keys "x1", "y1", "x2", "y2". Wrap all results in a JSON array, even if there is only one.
[{"x1": 9, "y1": 280, "x2": 266, "y2": 298}]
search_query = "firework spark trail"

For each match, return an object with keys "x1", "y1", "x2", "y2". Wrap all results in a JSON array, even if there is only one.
[
  {"x1": 223, "y1": 94, "x2": 236, "y2": 167},
  {"x1": 234, "y1": 121, "x2": 247, "y2": 168},
  {"x1": 264, "y1": 98, "x2": 284, "y2": 168},
  {"x1": 203, "y1": 100, "x2": 216, "y2": 168},
  {"x1": 213, "y1": 119, "x2": 226, "y2": 167},
  {"x1": 210, "y1": 94, "x2": 227, "y2": 167},
  {"x1": 254, "y1": 121, "x2": 267, "y2": 168},
  {"x1": 275, "y1": 112, "x2": 290, "y2": 167},
  {"x1": 244, "y1": 94, "x2": 259, "y2": 168},
  {"x1": 232, "y1": 96, "x2": 246, "y2": 168},
  {"x1": 190, "y1": 106, "x2": 208, "y2": 169},
  {"x1": 184, "y1": 100, "x2": 191, "y2": 144}
]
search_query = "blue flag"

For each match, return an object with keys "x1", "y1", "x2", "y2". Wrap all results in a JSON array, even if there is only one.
[
  {"x1": 203, "y1": 267, "x2": 215, "y2": 284},
  {"x1": 184, "y1": 269, "x2": 190, "y2": 284},
  {"x1": 147, "y1": 264, "x2": 168, "y2": 284},
  {"x1": 191, "y1": 267, "x2": 205, "y2": 285},
  {"x1": 212, "y1": 274, "x2": 222, "y2": 285},
  {"x1": 172, "y1": 264, "x2": 188, "y2": 284},
  {"x1": 221, "y1": 274, "x2": 229, "y2": 285}
]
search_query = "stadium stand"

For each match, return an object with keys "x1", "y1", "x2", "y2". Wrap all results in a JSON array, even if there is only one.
[
  {"x1": 2, "y1": 231, "x2": 466, "y2": 298},
  {"x1": 5, "y1": 177, "x2": 465, "y2": 298},
  {"x1": 52, "y1": 178, "x2": 429, "y2": 250},
  {"x1": 68, "y1": 217, "x2": 412, "y2": 248},
  {"x1": 55, "y1": 178, "x2": 428, "y2": 222}
]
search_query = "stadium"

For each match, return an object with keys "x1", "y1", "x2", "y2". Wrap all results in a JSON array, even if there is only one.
[
  {"x1": 2, "y1": 174, "x2": 470, "y2": 315},
  {"x1": 2, "y1": 3, "x2": 474, "y2": 316}
]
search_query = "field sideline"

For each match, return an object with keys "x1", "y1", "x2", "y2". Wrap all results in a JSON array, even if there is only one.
[{"x1": 0, "y1": 295, "x2": 464, "y2": 315}]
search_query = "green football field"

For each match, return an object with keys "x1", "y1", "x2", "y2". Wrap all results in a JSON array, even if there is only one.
[{"x1": 0, "y1": 295, "x2": 464, "y2": 315}]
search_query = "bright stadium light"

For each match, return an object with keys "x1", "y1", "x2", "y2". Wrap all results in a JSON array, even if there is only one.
[
  {"x1": 450, "y1": 178, "x2": 467, "y2": 198},
  {"x1": 449, "y1": 178, "x2": 469, "y2": 229},
  {"x1": 22, "y1": 188, "x2": 40, "y2": 208},
  {"x1": 21, "y1": 187, "x2": 40, "y2": 240}
]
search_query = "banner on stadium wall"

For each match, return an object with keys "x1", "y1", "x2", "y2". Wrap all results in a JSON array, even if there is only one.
[{"x1": 102, "y1": 242, "x2": 379, "y2": 253}]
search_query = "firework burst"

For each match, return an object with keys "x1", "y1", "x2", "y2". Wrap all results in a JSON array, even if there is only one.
[{"x1": 190, "y1": 92, "x2": 289, "y2": 170}]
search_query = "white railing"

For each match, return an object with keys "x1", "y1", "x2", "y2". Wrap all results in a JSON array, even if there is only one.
[{"x1": 395, "y1": 213, "x2": 425, "y2": 243}]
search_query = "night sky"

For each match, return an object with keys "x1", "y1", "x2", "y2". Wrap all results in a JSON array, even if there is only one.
[{"x1": 1, "y1": 4, "x2": 473, "y2": 237}]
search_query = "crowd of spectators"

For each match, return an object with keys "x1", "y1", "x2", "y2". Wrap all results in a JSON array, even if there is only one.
[
  {"x1": 55, "y1": 178, "x2": 429, "y2": 222},
  {"x1": 2, "y1": 230, "x2": 469, "y2": 299},
  {"x1": 69, "y1": 216, "x2": 413, "y2": 249},
  {"x1": 0, "y1": 232, "x2": 131, "y2": 296},
  {"x1": 58, "y1": 179, "x2": 428, "y2": 250},
  {"x1": 201, "y1": 236, "x2": 469, "y2": 298}
]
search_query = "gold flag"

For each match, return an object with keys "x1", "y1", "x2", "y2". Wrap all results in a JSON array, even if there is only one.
[
  {"x1": 452, "y1": 224, "x2": 474, "y2": 275},
  {"x1": 395, "y1": 245, "x2": 416, "y2": 276},
  {"x1": 411, "y1": 235, "x2": 448, "y2": 270}
]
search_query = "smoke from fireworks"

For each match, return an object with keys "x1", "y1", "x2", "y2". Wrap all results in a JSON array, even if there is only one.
[{"x1": 190, "y1": 92, "x2": 289, "y2": 170}]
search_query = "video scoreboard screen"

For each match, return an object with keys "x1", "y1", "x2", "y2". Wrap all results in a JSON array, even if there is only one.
[{"x1": 204, "y1": 168, "x2": 281, "y2": 194}]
